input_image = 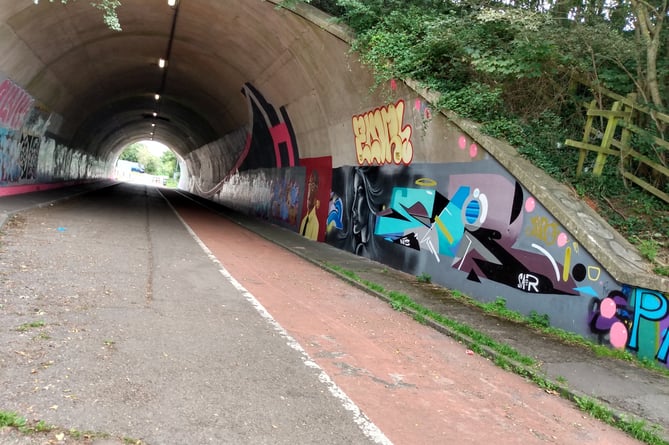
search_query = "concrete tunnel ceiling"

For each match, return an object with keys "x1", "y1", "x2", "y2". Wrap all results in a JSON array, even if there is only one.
[{"x1": 1, "y1": 0, "x2": 338, "y2": 160}]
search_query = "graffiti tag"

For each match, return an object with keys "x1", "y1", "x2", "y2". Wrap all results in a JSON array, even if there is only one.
[
  {"x1": 0, "y1": 79, "x2": 34, "y2": 130},
  {"x1": 352, "y1": 100, "x2": 413, "y2": 166},
  {"x1": 526, "y1": 216, "x2": 559, "y2": 246}
]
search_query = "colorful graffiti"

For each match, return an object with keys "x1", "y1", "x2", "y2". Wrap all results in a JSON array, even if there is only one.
[
  {"x1": 0, "y1": 79, "x2": 34, "y2": 131},
  {"x1": 352, "y1": 100, "x2": 414, "y2": 166},
  {"x1": 270, "y1": 174, "x2": 301, "y2": 227},
  {"x1": 590, "y1": 288, "x2": 669, "y2": 363},
  {"x1": 239, "y1": 83, "x2": 299, "y2": 171},
  {"x1": 299, "y1": 157, "x2": 333, "y2": 242},
  {"x1": 325, "y1": 146, "x2": 669, "y2": 368},
  {"x1": 373, "y1": 173, "x2": 578, "y2": 295},
  {"x1": 218, "y1": 167, "x2": 306, "y2": 231}
]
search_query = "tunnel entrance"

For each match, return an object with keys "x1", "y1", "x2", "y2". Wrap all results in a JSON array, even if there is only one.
[{"x1": 115, "y1": 140, "x2": 179, "y2": 187}]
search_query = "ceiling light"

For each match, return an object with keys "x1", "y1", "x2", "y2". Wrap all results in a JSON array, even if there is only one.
[
  {"x1": 151, "y1": 123, "x2": 156, "y2": 127},
  {"x1": 167, "y1": 0, "x2": 177, "y2": 6},
  {"x1": 154, "y1": 94, "x2": 160, "y2": 101},
  {"x1": 153, "y1": 112, "x2": 158, "y2": 117},
  {"x1": 158, "y1": 58, "x2": 167, "y2": 68}
]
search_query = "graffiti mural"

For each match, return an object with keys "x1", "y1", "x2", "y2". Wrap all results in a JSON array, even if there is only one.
[
  {"x1": 299, "y1": 157, "x2": 333, "y2": 242},
  {"x1": 324, "y1": 147, "x2": 669, "y2": 367},
  {"x1": 0, "y1": 78, "x2": 104, "y2": 190},
  {"x1": 0, "y1": 79, "x2": 34, "y2": 131},
  {"x1": 328, "y1": 162, "x2": 576, "y2": 291},
  {"x1": 327, "y1": 166, "x2": 397, "y2": 259},
  {"x1": 590, "y1": 288, "x2": 669, "y2": 364},
  {"x1": 218, "y1": 167, "x2": 306, "y2": 231},
  {"x1": 352, "y1": 100, "x2": 414, "y2": 166},
  {"x1": 18, "y1": 133, "x2": 40, "y2": 180},
  {"x1": 238, "y1": 83, "x2": 300, "y2": 171},
  {"x1": 0, "y1": 79, "x2": 41, "y2": 185},
  {"x1": 0, "y1": 128, "x2": 21, "y2": 183}
]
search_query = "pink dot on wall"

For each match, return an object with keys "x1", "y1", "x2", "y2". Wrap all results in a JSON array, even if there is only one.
[
  {"x1": 609, "y1": 321, "x2": 628, "y2": 349},
  {"x1": 525, "y1": 197, "x2": 536, "y2": 213},
  {"x1": 599, "y1": 297, "x2": 617, "y2": 319},
  {"x1": 458, "y1": 136, "x2": 467, "y2": 150},
  {"x1": 469, "y1": 143, "x2": 478, "y2": 158},
  {"x1": 557, "y1": 232, "x2": 568, "y2": 247}
]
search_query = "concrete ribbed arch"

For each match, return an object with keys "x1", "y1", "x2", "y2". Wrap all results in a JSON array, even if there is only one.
[{"x1": 1, "y1": 0, "x2": 345, "y2": 160}]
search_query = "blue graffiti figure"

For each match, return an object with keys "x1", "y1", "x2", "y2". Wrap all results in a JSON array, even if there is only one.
[{"x1": 327, "y1": 192, "x2": 344, "y2": 231}]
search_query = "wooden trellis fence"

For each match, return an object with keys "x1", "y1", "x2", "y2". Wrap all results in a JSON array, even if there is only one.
[{"x1": 565, "y1": 92, "x2": 669, "y2": 204}]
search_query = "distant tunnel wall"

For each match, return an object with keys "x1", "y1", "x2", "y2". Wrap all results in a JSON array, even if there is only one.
[
  {"x1": 194, "y1": 48, "x2": 669, "y2": 369},
  {"x1": 0, "y1": 74, "x2": 108, "y2": 195}
]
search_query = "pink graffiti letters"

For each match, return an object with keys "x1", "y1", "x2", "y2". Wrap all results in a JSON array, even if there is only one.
[
  {"x1": 352, "y1": 100, "x2": 414, "y2": 166},
  {"x1": 0, "y1": 79, "x2": 34, "y2": 130}
]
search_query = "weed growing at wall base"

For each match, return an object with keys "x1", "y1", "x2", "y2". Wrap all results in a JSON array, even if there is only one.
[{"x1": 0, "y1": 408, "x2": 146, "y2": 443}]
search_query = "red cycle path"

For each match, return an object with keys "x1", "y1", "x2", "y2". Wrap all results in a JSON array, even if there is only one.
[{"x1": 170, "y1": 197, "x2": 639, "y2": 445}]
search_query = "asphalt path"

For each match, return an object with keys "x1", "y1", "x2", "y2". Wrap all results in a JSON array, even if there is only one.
[{"x1": 0, "y1": 182, "x2": 641, "y2": 444}]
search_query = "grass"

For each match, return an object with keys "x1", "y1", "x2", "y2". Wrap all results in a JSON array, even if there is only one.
[
  {"x1": 0, "y1": 411, "x2": 26, "y2": 429},
  {"x1": 0, "y1": 410, "x2": 54, "y2": 435},
  {"x1": 416, "y1": 272, "x2": 431, "y2": 283},
  {"x1": 0, "y1": 409, "x2": 144, "y2": 443},
  {"x1": 34, "y1": 332, "x2": 51, "y2": 341},
  {"x1": 575, "y1": 397, "x2": 668, "y2": 445},
  {"x1": 16, "y1": 320, "x2": 45, "y2": 332},
  {"x1": 324, "y1": 262, "x2": 669, "y2": 445}
]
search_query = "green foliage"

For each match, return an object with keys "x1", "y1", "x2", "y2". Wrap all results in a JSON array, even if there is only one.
[
  {"x1": 119, "y1": 143, "x2": 177, "y2": 177},
  {"x1": 0, "y1": 411, "x2": 26, "y2": 429},
  {"x1": 635, "y1": 238, "x2": 659, "y2": 262},
  {"x1": 16, "y1": 320, "x2": 46, "y2": 332},
  {"x1": 528, "y1": 310, "x2": 550, "y2": 328},
  {"x1": 305, "y1": 0, "x2": 667, "y2": 207},
  {"x1": 34, "y1": 0, "x2": 122, "y2": 31},
  {"x1": 416, "y1": 272, "x2": 431, "y2": 283},
  {"x1": 157, "y1": 150, "x2": 178, "y2": 177},
  {"x1": 119, "y1": 143, "x2": 140, "y2": 163},
  {"x1": 439, "y1": 83, "x2": 505, "y2": 123},
  {"x1": 654, "y1": 265, "x2": 669, "y2": 277}
]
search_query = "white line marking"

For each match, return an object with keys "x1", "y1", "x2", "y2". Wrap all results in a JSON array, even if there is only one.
[{"x1": 161, "y1": 191, "x2": 393, "y2": 445}]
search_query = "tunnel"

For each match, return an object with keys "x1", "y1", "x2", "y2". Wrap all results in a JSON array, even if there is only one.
[{"x1": 1, "y1": 0, "x2": 669, "y2": 369}]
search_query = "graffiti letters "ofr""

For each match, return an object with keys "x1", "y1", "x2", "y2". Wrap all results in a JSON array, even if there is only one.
[{"x1": 352, "y1": 100, "x2": 414, "y2": 166}]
